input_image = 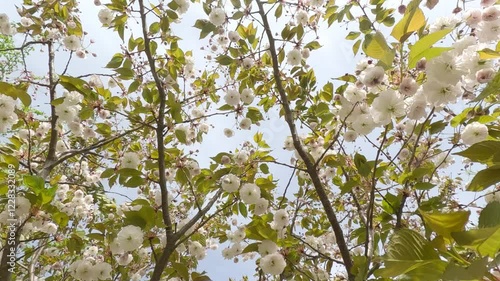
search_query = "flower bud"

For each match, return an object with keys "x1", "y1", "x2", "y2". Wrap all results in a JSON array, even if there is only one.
[{"x1": 398, "y1": 5, "x2": 406, "y2": 14}]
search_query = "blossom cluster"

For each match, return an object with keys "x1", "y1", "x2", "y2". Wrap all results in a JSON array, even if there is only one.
[{"x1": 0, "y1": 94, "x2": 18, "y2": 133}]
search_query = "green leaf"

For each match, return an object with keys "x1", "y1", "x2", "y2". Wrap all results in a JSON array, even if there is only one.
[
  {"x1": 239, "y1": 202, "x2": 248, "y2": 218},
  {"x1": 173, "y1": 262, "x2": 190, "y2": 280},
  {"x1": 385, "y1": 229, "x2": 439, "y2": 260},
  {"x1": 216, "y1": 55, "x2": 233, "y2": 65},
  {"x1": 478, "y1": 48, "x2": 500, "y2": 59},
  {"x1": 160, "y1": 17, "x2": 170, "y2": 33},
  {"x1": 0, "y1": 82, "x2": 32, "y2": 106},
  {"x1": 420, "y1": 210, "x2": 470, "y2": 239},
  {"x1": 2, "y1": 154, "x2": 19, "y2": 170},
  {"x1": 124, "y1": 206, "x2": 156, "y2": 230},
  {"x1": 474, "y1": 70, "x2": 500, "y2": 101},
  {"x1": 105, "y1": 53, "x2": 124, "y2": 68},
  {"x1": 452, "y1": 226, "x2": 500, "y2": 257},
  {"x1": 391, "y1": 0, "x2": 425, "y2": 42},
  {"x1": 259, "y1": 164, "x2": 269, "y2": 174},
  {"x1": 428, "y1": 120, "x2": 447, "y2": 134},
  {"x1": 353, "y1": 39, "x2": 361, "y2": 55},
  {"x1": 175, "y1": 129, "x2": 187, "y2": 144},
  {"x1": 24, "y1": 175, "x2": 45, "y2": 192},
  {"x1": 442, "y1": 257, "x2": 489, "y2": 281},
  {"x1": 467, "y1": 167, "x2": 500, "y2": 191},
  {"x1": 53, "y1": 212, "x2": 69, "y2": 228},
  {"x1": 242, "y1": 242, "x2": 259, "y2": 254},
  {"x1": 414, "y1": 182, "x2": 435, "y2": 190},
  {"x1": 123, "y1": 176, "x2": 145, "y2": 187},
  {"x1": 479, "y1": 201, "x2": 500, "y2": 228},
  {"x1": 115, "y1": 67, "x2": 135, "y2": 80},
  {"x1": 376, "y1": 229, "x2": 445, "y2": 279},
  {"x1": 408, "y1": 28, "x2": 452, "y2": 67},
  {"x1": 274, "y1": 4, "x2": 282, "y2": 18},
  {"x1": 354, "y1": 153, "x2": 371, "y2": 177},
  {"x1": 408, "y1": 47, "x2": 453, "y2": 68},
  {"x1": 193, "y1": 20, "x2": 216, "y2": 39},
  {"x1": 41, "y1": 185, "x2": 57, "y2": 204},
  {"x1": 246, "y1": 107, "x2": 263, "y2": 123},
  {"x1": 455, "y1": 141, "x2": 500, "y2": 164},
  {"x1": 362, "y1": 32, "x2": 395, "y2": 69}
]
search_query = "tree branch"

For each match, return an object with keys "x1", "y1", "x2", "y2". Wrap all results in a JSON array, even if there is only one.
[{"x1": 255, "y1": 1, "x2": 354, "y2": 279}]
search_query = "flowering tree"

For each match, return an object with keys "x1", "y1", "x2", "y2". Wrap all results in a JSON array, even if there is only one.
[{"x1": 1, "y1": 0, "x2": 500, "y2": 280}]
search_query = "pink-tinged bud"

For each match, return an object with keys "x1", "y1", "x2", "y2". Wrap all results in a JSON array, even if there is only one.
[
  {"x1": 416, "y1": 58, "x2": 426, "y2": 71},
  {"x1": 75, "y1": 50, "x2": 86, "y2": 59},
  {"x1": 221, "y1": 155, "x2": 231, "y2": 164},
  {"x1": 94, "y1": 0, "x2": 102, "y2": 5},
  {"x1": 452, "y1": 7, "x2": 462, "y2": 14},
  {"x1": 425, "y1": 0, "x2": 438, "y2": 9},
  {"x1": 476, "y1": 68, "x2": 495, "y2": 83},
  {"x1": 398, "y1": 5, "x2": 406, "y2": 14},
  {"x1": 480, "y1": 0, "x2": 496, "y2": 8}
]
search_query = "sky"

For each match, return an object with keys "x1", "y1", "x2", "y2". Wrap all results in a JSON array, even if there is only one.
[{"x1": 2, "y1": 0, "x2": 480, "y2": 280}]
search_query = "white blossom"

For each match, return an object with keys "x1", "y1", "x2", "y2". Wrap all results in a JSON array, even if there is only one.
[
  {"x1": 242, "y1": 58, "x2": 254, "y2": 69},
  {"x1": 399, "y1": 77, "x2": 419, "y2": 96},
  {"x1": 426, "y1": 52, "x2": 464, "y2": 84},
  {"x1": 189, "y1": 241, "x2": 207, "y2": 260},
  {"x1": 224, "y1": 89, "x2": 240, "y2": 106},
  {"x1": 286, "y1": 49, "x2": 302, "y2": 66},
  {"x1": 0, "y1": 94, "x2": 16, "y2": 112},
  {"x1": 351, "y1": 114, "x2": 376, "y2": 135},
  {"x1": 258, "y1": 240, "x2": 278, "y2": 256},
  {"x1": 239, "y1": 118, "x2": 252, "y2": 130},
  {"x1": 253, "y1": 197, "x2": 269, "y2": 215},
  {"x1": 239, "y1": 183, "x2": 261, "y2": 204},
  {"x1": 175, "y1": 0, "x2": 190, "y2": 14},
  {"x1": 224, "y1": 128, "x2": 234, "y2": 138},
  {"x1": 370, "y1": 89, "x2": 406, "y2": 125},
  {"x1": 429, "y1": 16, "x2": 460, "y2": 33},
  {"x1": 231, "y1": 228, "x2": 246, "y2": 243},
  {"x1": 116, "y1": 225, "x2": 144, "y2": 252},
  {"x1": 344, "y1": 85, "x2": 366, "y2": 103},
  {"x1": 477, "y1": 19, "x2": 500, "y2": 42},
  {"x1": 0, "y1": 13, "x2": 9, "y2": 25},
  {"x1": 63, "y1": 35, "x2": 82, "y2": 51},
  {"x1": 20, "y1": 17, "x2": 33, "y2": 27},
  {"x1": 16, "y1": 197, "x2": 31, "y2": 218},
  {"x1": 344, "y1": 130, "x2": 358, "y2": 142},
  {"x1": 406, "y1": 93, "x2": 428, "y2": 120},
  {"x1": 422, "y1": 80, "x2": 461, "y2": 106},
  {"x1": 461, "y1": 122, "x2": 489, "y2": 145},
  {"x1": 234, "y1": 151, "x2": 249, "y2": 164},
  {"x1": 273, "y1": 209, "x2": 289, "y2": 229},
  {"x1": 260, "y1": 252, "x2": 286, "y2": 275},
  {"x1": 361, "y1": 66, "x2": 385, "y2": 87},
  {"x1": 296, "y1": 10, "x2": 308, "y2": 25},
  {"x1": 117, "y1": 253, "x2": 133, "y2": 266},
  {"x1": 221, "y1": 174, "x2": 240, "y2": 192},
  {"x1": 228, "y1": 31, "x2": 241, "y2": 42},
  {"x1": 209, "y1": 8, "x2": 226, "y2": 26},
  {"x1": 463, "y1": 9, "x2": 482, "y2": 26},
  {"x1": 482, "y1": 6, "x2": 500, "y2": 21},
  {"x1": 121, "y1": 152, "x2": 140, "y2": 169},
  {"x1": 241, "y1": 88, "x2": 255, "y2": 104},
  {"x1": 283, "y1": 136, "x2": 295, "y2": 151},
  {"x1": 0, "y1": 111, "x2": 18, "y2": 133}
]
